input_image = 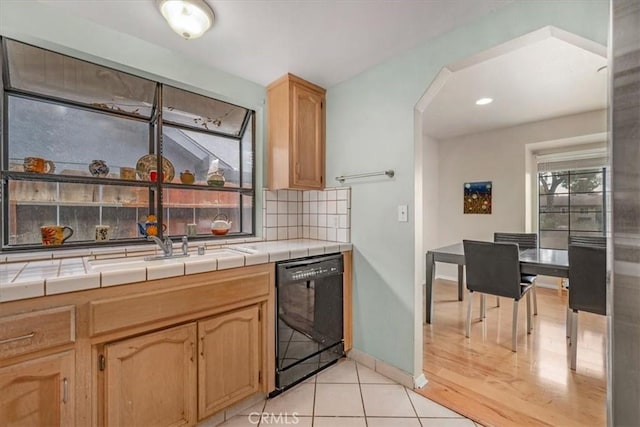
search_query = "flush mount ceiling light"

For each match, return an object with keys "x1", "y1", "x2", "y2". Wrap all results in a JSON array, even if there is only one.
[
  {"x1": 157, "y1": 0, "x2": 214, "y2": 40},
  {"x1": 475, "y1": 97, "x2": 493, "y2": 106}
]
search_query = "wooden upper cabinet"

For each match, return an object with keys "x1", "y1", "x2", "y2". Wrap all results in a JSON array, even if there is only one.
[{"x1": 267, "y1": 73, "x2": 326, "y2": 190}]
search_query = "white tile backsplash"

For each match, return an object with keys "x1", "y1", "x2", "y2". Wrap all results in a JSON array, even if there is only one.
[
  {"x1": 318, "y1": 228, "x2": 328, "y2": 240},
  {"x1": 265, "y1": 190, "x2": 278, "y2": 201},
  {"x1": 277, "y1": 228, "x2": 288, "y2": 240},
  {"x1": 262, "y1": 188, "x2": 350, "y2": 243}
]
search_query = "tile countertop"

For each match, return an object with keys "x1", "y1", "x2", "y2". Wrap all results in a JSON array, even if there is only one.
[{"x1": 0, "y1": 239, "x2": 352, "y2": 303}]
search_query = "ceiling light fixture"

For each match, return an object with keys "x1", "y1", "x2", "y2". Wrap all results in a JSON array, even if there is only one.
[
  {"x1": 475, "y1": 97, "x2": 493, "y2": 106},
  {"x1": 157, "y1": 0, "x2": 214, "y2": 40}
]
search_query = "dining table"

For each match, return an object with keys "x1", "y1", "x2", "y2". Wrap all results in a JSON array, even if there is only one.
[{"x1": 425, "y1": 242, "x2": 569, "y2": 324}]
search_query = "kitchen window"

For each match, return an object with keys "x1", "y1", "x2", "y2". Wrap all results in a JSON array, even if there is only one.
[
  {"x1": 0, "y1": 38, "x2": 255, "y2": 250},
  {"x1": 538, "y1": 168, "x2": 606, "y2": 249}
]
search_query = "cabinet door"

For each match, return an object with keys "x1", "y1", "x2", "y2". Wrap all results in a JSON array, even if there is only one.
[
  {"x1": 0, "y1": 350, "x2": 74, "y2": 427},
  {"x1": 104, "y1": 323, "x2": 197, "y2": 427},
  {"x1": 291, "y1": 83, "x2": 325, "y2": 189},
  {"x1": 198, "y1": 305, "x2": 261, "y2": 419}
]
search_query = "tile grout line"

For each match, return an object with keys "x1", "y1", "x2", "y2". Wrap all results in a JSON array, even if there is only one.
[
  {"x1": 403, "y1": 385, "x2": 425, "y2": 427},
  {"x1": 311, "y1": 360, "x2": 318, "y2": 427},
  {"x1": 355, "y1": 362, "x2": 369, "y2": 427}
]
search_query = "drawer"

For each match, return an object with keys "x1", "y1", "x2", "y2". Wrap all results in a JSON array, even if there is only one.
[
  {"x1": 89, "y1": 265, "x2": 272, "y2": 337},
  {"x1": 0, "y1": 306, "x2": 75, "y2": 361}
]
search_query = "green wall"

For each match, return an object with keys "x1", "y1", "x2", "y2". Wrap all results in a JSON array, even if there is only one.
[{"x1": 325, "y1": 0, "x2": 609, "y2": 375}]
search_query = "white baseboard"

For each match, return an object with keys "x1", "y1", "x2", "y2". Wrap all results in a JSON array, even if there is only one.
[{"x1": 347, "y1": 348, "x2": 427, "y2": 389}]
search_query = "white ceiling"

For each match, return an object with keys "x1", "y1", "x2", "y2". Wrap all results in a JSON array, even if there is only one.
[
  {"x1": 37, "y1": 0, "x2": 510, "y2": 88},
  {"x1": 422, "y1": 33, "x2": 608, "y2": 140},
  {"x1": 29, "y1": 1, "x2": 606, "y2": 138}
]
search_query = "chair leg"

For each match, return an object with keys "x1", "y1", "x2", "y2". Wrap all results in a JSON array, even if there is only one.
[
  {"x1": 480, "y1": 294, "x2": 486, "y2": 320},
  {"x1": 496, "y1": 296, "x2": 500, "y2": 307},
  {"x1": 570, "y1": 310, "x2": 579, "y2": 370},
  {"x1": 466, "y1": 291, "x2": 473, "y2": 338},
  {"x1": 526, "y1": 293, "x2": 532, "y2": 334},
  {"x1": 512, "y1": 299, "x2": 519, "y2": 352},
  {"x1": 532, "y1": 282, "x2": 538, "y2": 315}
]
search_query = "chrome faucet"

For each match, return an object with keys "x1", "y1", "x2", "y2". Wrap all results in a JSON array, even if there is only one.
[
  {"x1": 147, "y1": 235, "x2": 173, "y2": 257},
  {"x1": 181, "y1": 236, "x2": 189, "y2": 256}
]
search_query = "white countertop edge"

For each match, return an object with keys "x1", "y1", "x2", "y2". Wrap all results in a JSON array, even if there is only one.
[{"x1": 0, "y1": 239, "x2": 353, "y2": 301}]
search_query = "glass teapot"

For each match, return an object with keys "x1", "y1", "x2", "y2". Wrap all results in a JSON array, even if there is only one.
[{"x1": 211, "y1": 213, "x2": 232, "y2": 235}]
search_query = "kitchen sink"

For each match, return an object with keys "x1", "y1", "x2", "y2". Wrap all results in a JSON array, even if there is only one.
[{"x1": 87, "y1": 248, "x2": 246, "y2": 272}]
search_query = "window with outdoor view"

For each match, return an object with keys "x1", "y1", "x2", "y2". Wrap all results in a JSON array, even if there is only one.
[
  {"x1": 538, "y1": 168, "x2": 606, "y2": 250},
  {"x1": 0, "y1": 38, "x2": 255, "y2": 249}
]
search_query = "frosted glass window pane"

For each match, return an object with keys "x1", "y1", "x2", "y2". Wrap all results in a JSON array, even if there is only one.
[
  {"x1": 8, "y1": 96, "x2": 149, "y2": 175},
  {"x1": 163, "y1": 126, "x2": 240, "y2": 187},
  {"x1": 6, "y1": 39, "x2": 155, "y2": 117},
  {"x1": 162, "y1": 85, "x2": 248, "y2": 136}
]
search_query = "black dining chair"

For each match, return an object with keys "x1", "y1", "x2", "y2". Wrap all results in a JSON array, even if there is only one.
[
  {"x1": 494, "y1": 232, "x2": 538, "y2": 315},
  {"x1": 463, "y1": 240, "x2": 534, "y2": 352},
  {"x1": 568, "y1": 235, "x2": 606, "y2": 247},
  {"x1": 568, "y1": 243, "x2": 607, "y2": 370},
  {"x1": 565, "y1": 235, "x2": 606, "y2": 338}
]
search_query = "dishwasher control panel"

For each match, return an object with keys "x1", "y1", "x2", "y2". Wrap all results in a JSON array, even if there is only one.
[{"x1": 277, "y1": 254, "x2": 343, "y2": 285}]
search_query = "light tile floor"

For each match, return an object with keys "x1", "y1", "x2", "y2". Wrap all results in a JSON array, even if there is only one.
[{"x1": 221, "y1": 359, "x2": 480, "y2": 426}]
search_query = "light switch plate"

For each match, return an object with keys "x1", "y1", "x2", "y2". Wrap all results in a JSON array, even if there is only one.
[{"x1": 398, "y1": 205, "x2": 408, "y2": 222}]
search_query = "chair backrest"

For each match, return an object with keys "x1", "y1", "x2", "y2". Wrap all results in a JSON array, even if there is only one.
[
  {"x1": 463, "y1": 240, "x2": 523, "y2": 299},
  {"x1": 494, "y1": 232, "x2": 537, "y2": 250},
  {"x1": 568, "y1": 244, "x2": 607, "y2": 315},
  {"x1": 568, "y1": 235, "x2": 606, "y2": 248}
]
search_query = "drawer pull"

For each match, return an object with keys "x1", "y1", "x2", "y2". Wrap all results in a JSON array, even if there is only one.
[
  {"x1": 0, "y1": 332, "x2": 35, "y2": 345},
  {"x1": 63, "y1": 378, "x2": 69, "y2": 404}
]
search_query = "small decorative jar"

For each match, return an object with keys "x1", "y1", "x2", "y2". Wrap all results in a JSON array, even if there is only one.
[
  {"x1": 180, "y1": 170, "x2": 195, "y2": 184},
  {"x1": 89, "y1": 160, "x2": 110, "y2": 177},
  {"x1": 207, "y1": 170, "x2": 225, "y2": 187}
]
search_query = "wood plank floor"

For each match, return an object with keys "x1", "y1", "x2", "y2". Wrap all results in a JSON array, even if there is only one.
[{"x1": 416, "y1": 279, "x2": 607, "y2": 427}]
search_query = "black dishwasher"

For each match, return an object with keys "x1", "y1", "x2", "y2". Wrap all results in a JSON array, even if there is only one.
[{"x1": 271, "y1": 253, "x2": 344, "y2": 396}]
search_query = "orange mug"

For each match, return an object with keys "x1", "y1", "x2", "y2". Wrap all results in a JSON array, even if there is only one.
[
  {"x1": 137, "y1": 221, "x2": 167, "y2": 237},
  {"x1": 24, "y1": 157, "x2": 55, "y2": 174},
  {"x1": 40, "y1": 225, "x2": 74, "y2": 246}
]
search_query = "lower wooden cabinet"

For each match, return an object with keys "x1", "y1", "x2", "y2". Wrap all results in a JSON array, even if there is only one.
[
  {"x1": 103, "y1": 323, "x2": 197, "y2": 427},
  {"x1": 101, "y1": 304, "x2": 263, "y2": 426},
  {"x1": 198, "y1": 305, "x2": 261, "y2": 419},
  {"x1": 0, "y1": 350, "x2": 75, "y2": 427}
]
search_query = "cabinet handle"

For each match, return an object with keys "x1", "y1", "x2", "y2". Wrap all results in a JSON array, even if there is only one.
[
  {"x1": 295, "y1": 162, "x2": 300, "y2": 177},
  {"x1": 0, "y1": 332, "x2": 35, "y2": 345},
  {"x1": 63, "y1": 378, "x2": 69, "y2": 404}
]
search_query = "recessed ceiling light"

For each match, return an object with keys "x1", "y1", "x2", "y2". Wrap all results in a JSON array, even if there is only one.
[{"x1": 475, "y1": 97, "x2": 493, "y2": 106}]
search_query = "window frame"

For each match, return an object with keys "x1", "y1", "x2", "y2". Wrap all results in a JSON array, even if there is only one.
[
  {"x1": 537, "y1": 167, "x2": 606, "y2": 250},
  {"x1": 0, "y1": 37, "x2": 255, "y2": 251}
]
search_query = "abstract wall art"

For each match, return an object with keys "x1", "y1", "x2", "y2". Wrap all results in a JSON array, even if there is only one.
[{"x1": 464, "y1": 181, "x2": 492, "y2": 214}]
